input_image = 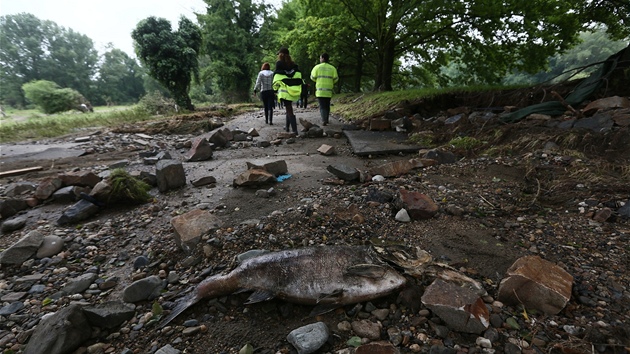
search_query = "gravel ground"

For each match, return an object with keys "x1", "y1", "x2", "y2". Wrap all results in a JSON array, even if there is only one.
[{"x1": 0, "y1": 106, "x2": 629, "y2": 354}]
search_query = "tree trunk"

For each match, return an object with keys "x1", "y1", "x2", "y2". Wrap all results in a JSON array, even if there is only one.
[{"x1": 353, "y1": 36, "x2": 365, "y2": 92}]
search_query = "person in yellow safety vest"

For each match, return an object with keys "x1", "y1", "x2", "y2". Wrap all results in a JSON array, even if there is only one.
[
  {"x1": 273, "y1": 47, "x2": 303, "y2": 134},
  {"x1": 310, "y1": 53, "x2": 338, "y2": 126}
]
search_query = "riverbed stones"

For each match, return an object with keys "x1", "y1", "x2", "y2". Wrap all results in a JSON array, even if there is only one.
[
  {"x1": 57, "y1": 199, "x2": 100, "y2": 225},
  {"x1": 83, "y1": 301, "x2": 136, "y2": 329},
  {"x1": 233, "y1": 168, "x2": 276, "y2": 187},
  {"x1": 185, "y1": 137, "x2": 213, "y2": 162},
  {"x1": 421, "y1": 279, "x2": 490, "y2": 334},
  {"x1": 327, "y1": 164, "x2": 360, "y2": 181},
  {"x1": 35, "y1": 235, "x2": 64, "y2": 258},
  {"x1": 156, "y1": 160, "x2": 187, "y2": 192},
  {"x1": 122, "y1": 275, "x2": 164, "y2": 303},
  {"x1": 393, "y1": 189, "x2": 438, "y2": 220},
  {"x1": 23, "y1": 304, "x2": 92, "y2": 354},
  {"x1": 0, "y1": 230, "x2": 44, "y2": 265},
  {"x1": 287, "y1": 322, "x2": 330, "y2": 354},
  {"x1": 171, "y1": 209, "x2": 223, "y2": 253},
  {"x1": 498, "y1": 255, "x2": 573, "y2": 315}
]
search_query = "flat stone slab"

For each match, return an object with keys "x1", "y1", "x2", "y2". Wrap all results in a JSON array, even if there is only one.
[{"x1": 343, "y1": 130, "x2": 422, "y2": 156}]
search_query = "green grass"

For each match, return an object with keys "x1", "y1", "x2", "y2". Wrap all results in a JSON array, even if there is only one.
[
  {"x1": 0, "y1": 105, "x2": 157, "y2": 143},
  {"x1": 330, "y1": 86, "x2": 506, "y2": 121}
]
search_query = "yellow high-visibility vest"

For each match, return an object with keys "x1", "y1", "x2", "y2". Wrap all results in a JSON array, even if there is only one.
[{"x1": 310, "y1": 62, "x2": 338, "y2": 98}]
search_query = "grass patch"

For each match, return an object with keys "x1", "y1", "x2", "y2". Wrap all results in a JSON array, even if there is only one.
[
  {"x1": 108, "y1": 169, "x2": 152, "y2": 204},
  {"x1": 449, "y1": 136, "x2": 483, "y2": 149},
  {"x1": 331, "y1": 85, "x2": 510, "y2": 121},
  {"x1": 0, "y1": 106, "x2": 160, "y2": 143}
]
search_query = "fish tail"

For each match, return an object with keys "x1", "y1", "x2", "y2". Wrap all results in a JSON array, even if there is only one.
[{"x1": 158, "y1": 292, "x2": 199, "y2": 328}]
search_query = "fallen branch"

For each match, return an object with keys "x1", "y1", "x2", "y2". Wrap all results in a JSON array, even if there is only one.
[
  {"x1": 551, "y1": 91, "x2": 582, "y2": 118},
  {"x1": 0, "y1": 166, "x2": 43, "y2": 178}
]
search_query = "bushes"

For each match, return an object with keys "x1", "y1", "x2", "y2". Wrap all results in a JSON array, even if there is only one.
[{"x1": 22, "y1": 80, "x2": 84, "y2": 114}]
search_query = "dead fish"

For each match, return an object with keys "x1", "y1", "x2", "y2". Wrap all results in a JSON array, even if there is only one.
[{"x1": 159, "y1": 245, "x2": 410, "y2": 327}]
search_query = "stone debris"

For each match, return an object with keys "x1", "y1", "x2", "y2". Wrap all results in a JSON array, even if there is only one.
[
  {"x1": 171, "y1": 209, "x2": 223, "y2": 253},
  {"x1": 498, "y1": 255, "x2": 573, "y2": 315},
  {"x1": 286, "y1": 322, "x2": 330, "y2": 354},
  {"x1": 83, "y1": 301, "x2": 136, "y2": 329},
  {"x1": 122, "y1": 275, "x2": 164, "y2": 303},
  {"x1": 0, "y1": 230, "x2": 44, "y2": 265},
  {"x1": 317, "y1": 144, "x2": 335, "y2": 156},
  {"x1": 233, "y1": 168, "x2": 276, "y2": 187},
  {"x1": 421, "y1": 279, "x2": 490, "y2": 334},
  {"x1": 156, "y1": 159, "x2": 187, "y2": 192},
  {"x1": 184, "y1": 137, "x2": 213, "y2": 162},
  {"x1": 22, "y1": 304, "x2": 92, "y2": 354},
  {"x1": 191, "y1": 175, "x2": 217, "y2": 187},
  {"x1": 393, "y1": 189, "x2": 439, "y2": 220},
  {"x1": 57, "y1": 198, "x2": 100, "y2": 225},
  {"x1": 326, "y1": 164, "x2": 360, "y2": 181}
]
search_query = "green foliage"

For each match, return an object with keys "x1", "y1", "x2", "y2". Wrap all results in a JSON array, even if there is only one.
[
  {"x1": 408, "y1": 132, "x2": 435, "y2": 147},
  {"x1": 449, "y1": 136, "x2": 483, "y2": 150},
  {"x1": 107, "y1": 169, "x2": 152, "y2": 204},
  {"x1": 137, "y1": 91, "x2": 179, "y2": 115},
  {"x1": 503, "y1": 30, "x2": 628, "y2": 86},
  {"x1": 197, "y1": 0, "x2": 268, "y2": 102},
  {"x1": 132, "y1": 16, "x2": 202, "y2": 110},
  {"x1": 0, "y1": 13, "x2": 98, "y2": 107},
  {"x1": 22, "y1": 80, "x2": 83, "y2": 114},
  {"x1": 96, "y1": 47, "x2": 146, "y2": 105}
]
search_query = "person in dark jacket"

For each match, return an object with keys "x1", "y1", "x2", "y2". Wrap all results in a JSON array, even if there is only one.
[{"x1": 273, "y1": 47, "x2": 302, "y2": 134}]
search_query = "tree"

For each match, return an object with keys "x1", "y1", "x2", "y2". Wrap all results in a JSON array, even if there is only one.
[
  {"x1": 96, "y1": 47, "x2": 145, "y2": 105},
  {"x1": 196, "y1": 0, "x2": 268, "y2": 102},
  {"x1": 22, "y1": 80, "x2": 83, "y2": 114},
  {"x1": 132, "y1": 16, "x2": 202, "y2": 110},
  {"x1": 0, "y1": 13, "x2": 99, "y2": 106},
  {"x1": 282, "y1": 0, "x2": 628, "y2": 92}
]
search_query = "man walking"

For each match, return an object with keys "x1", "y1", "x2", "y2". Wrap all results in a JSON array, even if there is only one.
[{"x1": 310, "y1": 53, "x2": 338, "y2": 126}]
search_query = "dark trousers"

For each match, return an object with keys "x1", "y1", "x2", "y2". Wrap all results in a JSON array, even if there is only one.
[
  {"x1": 283, "y1": 100, "x2": 297, "y2": 133},
  {"x1": 261, "y1": 90, "x2": 275, "y2": 123},
  {"x1": 317, "y1": 97, "x2": 331, "y2": 123}
]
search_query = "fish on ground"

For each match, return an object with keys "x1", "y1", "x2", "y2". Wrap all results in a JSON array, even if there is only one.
[{"x1": 160, "y1": 245, "x2": 413, "y2": 327}]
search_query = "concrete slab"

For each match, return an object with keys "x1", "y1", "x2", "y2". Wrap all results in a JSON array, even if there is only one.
[{"x1": 343, "y1": 130, "x2": 422, "y2": 156}]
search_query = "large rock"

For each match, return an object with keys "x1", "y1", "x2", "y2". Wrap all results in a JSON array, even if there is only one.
[
  {"x1": 287, "y1": 322, "x2": 330, "y2": 354},
  {"x1": 184, "y1": 137, "x2": 213, "y2": 162},
  {"x1": 34, "y1": 177, "x2": 63, "y2": 200},
  {"x1": 393, "y1": 189, "x2": 438, "y2": 220},
  {"x1": 0, "y1": 230, "x2": 45, "y2": 265},
  {"x1": 498, "y1": 255, "x2": 573, "y2": 315},
  {"x1": 326, "y1": 164, "x2": 360, "y2": 181},
  {"x1": 83, "y1": 301, "x2": 136, "y2": 329},
  {"x1": 36, "y1": 235, "x2": 64, "y2": 258},
  {"x1": 59, "y1": 170, "x2": 101, "y2": 187},
  {"x1": 583, "y1": 96, "x2": 630, "y2": 116},
  {"x1": 421, "y1": 279, "x2": 490, "y2": 334},
  {"x1": 233, "y1": 169, "x2": 276, "y2": 187},
  {"x1": 208, "y1": 129, "x2": 230, "y2": 148},
  {"x1": 5, "y1": 182, "x2": 37, "y2": 197},
  {"x1": 0, "y1": 198, "x2": 29, "y2": 219},
  {"x1": 57, "y1": 199, "x2": 100, "y2": 225},
  {"x1": 171, "y1": 209, "x2": 223, "y2": 253},
  {"x1": 156, "y1": 160, "x2": 187, "y2": 192},
  {"x1": 246, "y1": 160, "x2": 288, "y2": 176},
  {"x1": 23, "y1": 304, "x2": 92, "y2": 354},
  {"x1": 60, "y1": 273, "x2": 99, "y2": 295},
  {"x1": 123, "y1": 275, "x2": 164, "y2": 303}
]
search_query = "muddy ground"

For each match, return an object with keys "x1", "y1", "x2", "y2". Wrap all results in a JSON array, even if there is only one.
[{"x1": 0, "y1": 96, "x2": 629, "y2": 354}]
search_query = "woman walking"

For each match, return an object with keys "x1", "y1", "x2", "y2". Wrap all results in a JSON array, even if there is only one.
[
  {"x1": 254, "y1": 62, "x2": 275, "y2": 125},
  {"x1": 273, "y1": 47, "x2": 303, "y2": 134}
]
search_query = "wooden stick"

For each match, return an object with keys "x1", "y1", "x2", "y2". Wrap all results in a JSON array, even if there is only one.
[{"x1": 0, "y1": 166, "x2": 44, "y2": 178}]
